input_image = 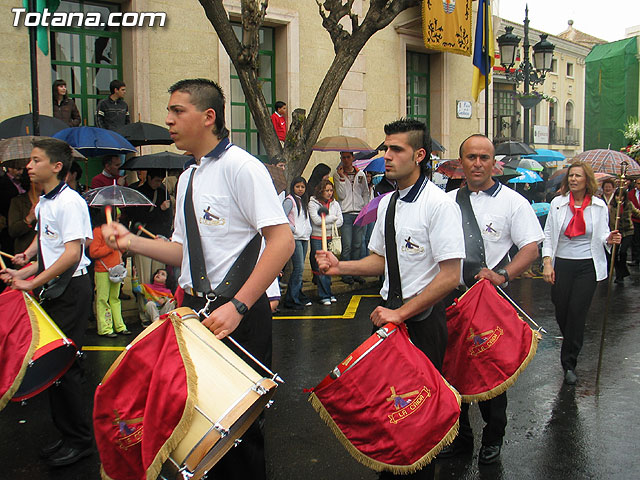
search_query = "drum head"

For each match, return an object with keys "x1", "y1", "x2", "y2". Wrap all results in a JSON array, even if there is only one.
[{"x1": 12, "y1": 341, "x2": 77, "y2": 401}]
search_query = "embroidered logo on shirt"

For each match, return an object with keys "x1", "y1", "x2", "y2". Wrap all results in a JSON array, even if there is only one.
[
  {"x1": 483, "y1": 222, "x2": 499, "y2": 238},
  {"x1": 401, "y1": 236, "x2": 425, "y2": 254},
  {"x1": 199, "y1": 206, "x2": 226, "y2": 226},
  {"x1": 386, "y1": 385, "x2": 431, "y2": 424},
  {"x1": 43, "y1": 224, "x2": 58, "y2": 239}
]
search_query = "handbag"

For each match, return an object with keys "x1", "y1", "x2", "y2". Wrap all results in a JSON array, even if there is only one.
[
  {"x1": 328, "y1": 222, "x2": 342, "y2": 257},
  {"x1": 100, "y1": 260, "x2": 128, "y2": 283}
]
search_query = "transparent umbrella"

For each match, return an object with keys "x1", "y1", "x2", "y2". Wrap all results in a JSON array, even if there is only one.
[{"x1": 82, "y1": 185, "x2": 154, "y2": 207}]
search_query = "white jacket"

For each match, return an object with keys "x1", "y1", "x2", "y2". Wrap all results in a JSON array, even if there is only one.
[
  {"x1": 334, "y1": 168, "x2": 369, "y2": 213},
  {"x1": 308, "y1": 196, "x2": 343, "y2": 238},
  {"x1": 542, "y1": 194, "x2": 611, "y2": 281},
  {"x1": 283, "y1": 195, "x2": 312, "y2": 241}
]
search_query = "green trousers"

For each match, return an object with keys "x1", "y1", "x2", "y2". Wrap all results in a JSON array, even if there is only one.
[{"x1": 95, "y1": 271, "x2": 126, "y2": 335}]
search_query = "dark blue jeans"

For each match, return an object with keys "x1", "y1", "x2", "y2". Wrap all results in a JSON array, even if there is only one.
[
  {"x1": 310, "y1": 237, "x2": 332, "y2": 300},
  {"x1": 340, "y1": 212, "x2": 364, "y2": 281},
  {"x1": 285, "y1": 239, "x2": 308, "y2": 305}
]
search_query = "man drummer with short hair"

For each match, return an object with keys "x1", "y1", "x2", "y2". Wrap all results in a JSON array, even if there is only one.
[
  {"x1": 316, "y1": 118, "x2": 465, "y2": 479},
  {"x1": 1, "y1": 137, "x2": 94, "y2": 467},
  {"x1": 101, "y1": 78, "x2": 293, "y2": 479},
  {"x1": 441, "y1": 134, "x2": 543, "y2": 465}
]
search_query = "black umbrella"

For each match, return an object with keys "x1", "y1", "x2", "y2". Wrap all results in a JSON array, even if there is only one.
[
  {"x1": 431, "y1": 138, "x2": 446, "y2": 153},
  {"x1": 121, "y1": 151, "x2": 191, "y2": 171},
  {"x1": 0, "y1": 114, "x2": 68, "y2": 138},
  {"x1": 495, "y1": 141, "x2": 537, "y2": 156},
  {"x1": 115, "y1": 122, "x2": 173, "y2": 147}
]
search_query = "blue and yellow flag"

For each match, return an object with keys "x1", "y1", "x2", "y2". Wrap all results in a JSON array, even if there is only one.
[
  {"x1": 472, "y1": 0, "x2": 495, "y2": 101},
  {"x1": 422, "y1": 0, "x2": 473, "y2": 56}
]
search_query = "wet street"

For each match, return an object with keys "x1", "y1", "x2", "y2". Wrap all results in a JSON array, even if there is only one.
[{"x1": 1, "y1": 272, "x2": 639, "y2": 479}]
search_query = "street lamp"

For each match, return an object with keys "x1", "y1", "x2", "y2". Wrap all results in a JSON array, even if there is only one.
[{"x1": 497, "y1": 5, "x2": 555, "y2": 144}]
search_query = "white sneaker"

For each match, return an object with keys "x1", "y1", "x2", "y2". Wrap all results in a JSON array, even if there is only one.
[
  {"x1": 304, "y1": 301, "x2": 313, "y2": 306},
  {"x1": 321, "y1": 298, "x2": 332, "y2": 306},
  {"x1": 330, "y1": 296, "x2": 337, "y2": 303}
]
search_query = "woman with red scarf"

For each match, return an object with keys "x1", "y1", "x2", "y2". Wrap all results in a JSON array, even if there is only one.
[{"x1": 541, "y1": 162, "x2": 621, "y2": 385}]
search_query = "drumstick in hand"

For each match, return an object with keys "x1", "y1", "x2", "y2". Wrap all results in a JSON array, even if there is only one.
[
  {"x1": 0, "y1": 250, "x2": 15, "y2": 260},
  {"x1": 318, "y1": 206, "x2": 329, "y2": 251},
  {"x1": 134, "y1": 222, "x2": 157, "y2": 239}
]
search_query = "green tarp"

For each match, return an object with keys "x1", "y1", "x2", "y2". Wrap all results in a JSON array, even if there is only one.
[{"x1": 584, "y1": 37, "x2": 639, "y2": 150}]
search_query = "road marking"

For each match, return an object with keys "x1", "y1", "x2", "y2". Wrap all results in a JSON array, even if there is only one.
[
  {"x1": 82, "y1": 294, "x2": 382, "y2": 349},
  {"x1": 274, "y1": 294, "x2": 380, "y2": 320}
]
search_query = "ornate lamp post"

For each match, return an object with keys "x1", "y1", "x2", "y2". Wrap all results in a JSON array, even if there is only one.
[{"x1": 497, "y1": 5, "x2": 555, "y2": 144}]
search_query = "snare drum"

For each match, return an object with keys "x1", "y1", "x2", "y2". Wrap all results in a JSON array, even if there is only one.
[
  {"x1": 97, "y1": 307, "x2": 279, "y2": 480},
  {"x1": 12, "y1": 292, "x2": 77, "y2": 402}
]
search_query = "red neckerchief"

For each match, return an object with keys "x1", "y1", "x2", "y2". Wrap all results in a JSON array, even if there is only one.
[{"x1": 564, "y1": 192, "x2": 591, "y2": 239}]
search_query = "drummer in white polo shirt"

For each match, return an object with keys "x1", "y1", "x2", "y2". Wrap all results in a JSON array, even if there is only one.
[
  {"x1": 440, "y1": 134, "x2": 543, "y2": 465},
  {"x1": 2, "y1": 138, "x2": 94, "y2": 467},
  {"x1": 316, "y1": 118, "x2": 464, "y2": 480},
  {"x1": 101, "y1": 78, "x2": 293, "y2": 480}
]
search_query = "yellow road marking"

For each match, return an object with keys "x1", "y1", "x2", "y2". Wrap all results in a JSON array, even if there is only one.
[
  {"x1": 83, "y1": 294, "x2": 382, "y2": 349},
  {"x1": 274, "y1": 294, "x2": 380, "y2": 320}
]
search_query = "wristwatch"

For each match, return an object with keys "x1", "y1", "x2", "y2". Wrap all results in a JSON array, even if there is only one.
[
  {"x1": 495, "y1": 268, "x2": 510, "y2": 285},
  {"x1": 230, "y1": 298, "x2": 249, "y2": 315}
]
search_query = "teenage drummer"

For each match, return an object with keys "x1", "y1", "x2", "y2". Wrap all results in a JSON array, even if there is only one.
[
  {"x1": 101, "y1": 78, "x2": 293, "y2": 479},
  {"x1": 1, "y1": 138, "x2": 94, "y2": 467},
  {"x1": 316, "y1": 118, "x2": 465, "y2": 479},
  {"x1": 440, "y1": 134, "x2": 543, "y2": 465}
]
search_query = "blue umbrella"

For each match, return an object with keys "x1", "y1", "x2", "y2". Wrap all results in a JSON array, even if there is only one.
[
  {"x1": 530, "y1": 202, "x2": 550, "y2": 217},
  {"x1": 508, "y1": 167, "x2": 543, "y2": 184},
  {"x1": 364, "y1": 157, "x2": 385, "y2": 172},
  {"x1": 53, "y1": 126, "x2": 136, "y2": 157},
  {"x1": 523, "y1": 148, "x2": 565, "y2": 163}
]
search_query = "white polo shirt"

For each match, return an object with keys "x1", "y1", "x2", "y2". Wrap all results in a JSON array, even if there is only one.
[
  {"x1": 448, "y1": 182, "x2": 544, "y2": 271},
  {"x1": 35, "y1": 182, "x2": 92, "y2": 275},
  {"x1": 369, "y1": 178, "x2": 465, "y2": 300},
  {"x1": 172, "y1": 139, "x2": 288, "y2": 291}
]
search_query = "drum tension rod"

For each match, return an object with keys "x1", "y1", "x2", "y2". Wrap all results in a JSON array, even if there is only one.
[
  {"x1": 213, "y1": 423, "x2": 230, "y2": 438},
  {"x1": 252, "y1": 384, "x2": 269, "y2": 396}
]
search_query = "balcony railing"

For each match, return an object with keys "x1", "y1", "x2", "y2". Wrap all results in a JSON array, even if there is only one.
[{"x1": 493, "y1": 127, "x2": 581, "y2": 146}]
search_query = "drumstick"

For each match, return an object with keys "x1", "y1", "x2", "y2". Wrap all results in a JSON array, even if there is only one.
[
  {"x1": 0, "y1": 255, "x2": 6, "y2": 270},
  {"x1": 0, "y1": 250, "x2": 15, "y2": 260},
  {"x1": 318, "y1": 206, "x2": 329, "y2": 251},
  {"x1": 495, "y1": 285, "x2": 547, "y2": 334},
  {"x1": 134, "y1": 222, "x2": 157, "y2": 239}
]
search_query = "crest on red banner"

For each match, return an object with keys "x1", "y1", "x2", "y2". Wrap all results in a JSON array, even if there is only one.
[
  {"x1": 308, "y1": 324, "x2": 460, "y2": 474},
  {"x1": 443, "y1": 279, "x2": 539, "y2": 402},
  {"x1": 0, "y1": 289, "x2": 38, "y2": 410},
  {"x1": 94, "y1": 317, "x2": 196, "y2": 480}
]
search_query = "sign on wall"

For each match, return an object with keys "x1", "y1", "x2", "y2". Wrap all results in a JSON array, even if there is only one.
[{"x1": 456, "y1": 101, "x2": 472, "y2": 119}]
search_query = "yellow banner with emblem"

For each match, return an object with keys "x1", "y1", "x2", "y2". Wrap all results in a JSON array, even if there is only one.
[{"x1": 422, "y1": 0, "x2": 473, "y2": 56}]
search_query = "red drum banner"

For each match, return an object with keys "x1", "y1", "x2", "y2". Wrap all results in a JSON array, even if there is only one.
[
  {"x1": 94, "y1": 316, "x2": 196, "y2": 480},
  {"x1": 308, "y1": 324, "x2": 460, "y2": 474},
  {"x1": 443, "y1": 279, "x2": 539, "y2": 402},
  {"x1": 0, "y1": 289, "x2": 37, "y2": 410}
]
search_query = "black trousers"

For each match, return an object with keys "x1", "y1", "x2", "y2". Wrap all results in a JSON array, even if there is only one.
[
  {"x1": 378, "y1": 301, "x2": 447, "y2": 480},
  {"x1": 41, "y1": 274, "x2": 93, "y2": 449},
  {"x1": 182, "y1": 293, "x2": 272, "y2": 480},
  {"x1": 551, "y1": 258, "x2": 597, "y2": 372},
  {"x1": 632, "y1": 221, "x2": 640, "y2": 262}
]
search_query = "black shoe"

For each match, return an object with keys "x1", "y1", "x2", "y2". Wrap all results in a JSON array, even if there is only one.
[
  {"x1": 284, "y1": 302, "x2": 304, "y2": 311},
  {"x1": 119, "y1": 292, "x2": 132, "y2": 300},
  {"x1": 478, "y1": 444, "x2": 501, "y2": 465},
  {"x1": 342, "y1": 277, "x2": 354, "y2": 285},
  {"x1": 353, "y1": 276, "x2": 366, "y2": 284},
  {"x1": 438, "y1": 438, "x2": 473, "y2": 458},
  {"x1": 46, "y1": 445, "x2": 93, "y2": 467},
  {"x1": 40, "y1": 439, "x2": 64, "y2": 459},
  {"x1": 614, "y1": 277, "x2": 625, "y2": 284},
  {"x1": 564, "y1": 369, "x2": 578, "y2": 385},
  {"x1": 99, "y1": 332, "x2": 117, "y2": 338}
]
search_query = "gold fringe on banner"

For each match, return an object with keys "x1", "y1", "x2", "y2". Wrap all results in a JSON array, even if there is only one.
[
  {"x1": 460, "y1": 321, "x2": 540, "y2": 403},
  {"x1": 308, "y1": 382, "x2": 461, "y2": 474},
  {"x1": 422, "y1": 0, "x2": 473, "y2": 56}
]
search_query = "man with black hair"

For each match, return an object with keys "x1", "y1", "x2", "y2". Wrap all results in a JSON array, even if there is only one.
[
  {"x1": 90, "y1": 155, "x2": 126, "y2": 188},
  {"x1": 271, "y1": 100, "x2": 287, "y2": 144},
  {"x1": 316, "y1": 118, "x2": 465, "y2": 480},
  {"x1": 1, "y1": 138, "x2": 94, "y2": 467},
  {"x1": 101, "y1": 78, "x2": 294, "y2": 479},
  {"x1": 96, "y1": 79, "x2": 130, "y2": 130}
]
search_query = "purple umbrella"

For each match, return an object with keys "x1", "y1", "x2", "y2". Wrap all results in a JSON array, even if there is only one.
[{"x1": 354, "y1": 192, "x2": 392, "y2": 227}]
